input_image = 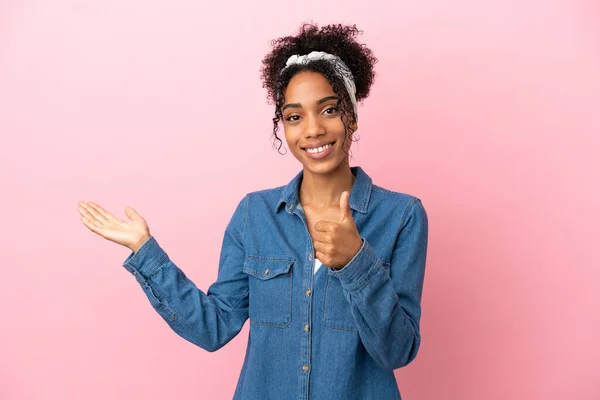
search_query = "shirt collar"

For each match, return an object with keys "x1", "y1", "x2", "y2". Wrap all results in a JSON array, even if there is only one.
[{"x1": 275, "y1": 166, "x2": 372, "y2": 214}]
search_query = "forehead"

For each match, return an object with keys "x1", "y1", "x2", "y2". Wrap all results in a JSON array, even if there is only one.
[{"x1": 283, "y1": 71, "x2": 335, "y2": 102}]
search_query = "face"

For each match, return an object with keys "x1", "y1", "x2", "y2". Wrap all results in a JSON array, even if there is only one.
[{"x1": 281, "y1": 71, "x2": 357, "y2": 175}]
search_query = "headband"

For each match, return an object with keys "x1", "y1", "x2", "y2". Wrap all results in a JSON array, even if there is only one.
[{"x1": 281, "y1": 51, "x2": 357, "y2": 118}]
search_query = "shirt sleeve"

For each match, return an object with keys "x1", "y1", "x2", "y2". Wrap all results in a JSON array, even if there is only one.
[
  {"x1": 328, "y1": 197, "x2": 428, "y2": 370},
  {"x1": 121, "y1": 195, "x2": 250, "y2": 352}
]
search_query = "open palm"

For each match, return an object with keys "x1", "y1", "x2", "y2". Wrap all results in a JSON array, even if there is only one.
[{"x1": 77, "y1": 201, "x2": 151, "y2": 253}]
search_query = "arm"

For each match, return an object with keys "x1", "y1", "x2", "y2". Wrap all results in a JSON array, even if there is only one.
[
  {"x1": 329, "y1": 197, "x2": 428, "y2": 370},
  {"x1": 121, "y1": 195, "x2": 250, "y2": 352}
]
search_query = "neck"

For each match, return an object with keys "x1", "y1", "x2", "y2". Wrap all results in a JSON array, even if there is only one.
[{"x1": 299, "y1": 161, "x2": 355, "y2": 211}]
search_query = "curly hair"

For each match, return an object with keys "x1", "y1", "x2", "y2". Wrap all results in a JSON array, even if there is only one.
[{"x1": 260, "y1": 23, "x2": 377, "y2": 158}]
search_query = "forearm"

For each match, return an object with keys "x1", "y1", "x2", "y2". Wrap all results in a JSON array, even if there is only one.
[
  {"x1": 122, "y1": 236, "x2": 248, "y2": 352},
  {"x1": 330, "y1": 238, "x2": 421, "y2": 370}
]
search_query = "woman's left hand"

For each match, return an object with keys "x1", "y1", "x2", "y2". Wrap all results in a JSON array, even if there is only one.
[{"x1": 313, "y1": 191, "x2": 363, "y2": 270}]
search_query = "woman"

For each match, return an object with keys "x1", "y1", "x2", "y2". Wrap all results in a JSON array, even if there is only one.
[{"x1": 77, "y1": 23, "x2": 428, "y2": 400}]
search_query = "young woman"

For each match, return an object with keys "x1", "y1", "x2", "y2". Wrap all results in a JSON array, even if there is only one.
[{"x1": 77, "y1": 23, "x2": 428, "y2": 400}]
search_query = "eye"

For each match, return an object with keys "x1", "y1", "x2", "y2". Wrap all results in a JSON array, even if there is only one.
[
  {"x1": 323, "y1": 107, "x2": 339, "y2": 115},
  {"x1": 286, "y1": 115, "x2": 300, "y2": 122}
]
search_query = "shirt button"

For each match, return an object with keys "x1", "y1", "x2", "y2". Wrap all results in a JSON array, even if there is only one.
[
  {"x1": 302, "y1": 364, "x2": 309, "y2": 372},
  {"x1": 264, "y1": 269, "x2": 270, "y2": 275},
  {"x1": 133, "y1": 271, "x2": 137, "y2": 275},
  {"x1": 305, "y1": 289, "x2": 312, "y2": 296},
  {"x1": 304, "y1": 324, "x2": 310, "y2": 332},
  {"x1": 308, "y1": 253, "x2": 313, "y2": 261}
]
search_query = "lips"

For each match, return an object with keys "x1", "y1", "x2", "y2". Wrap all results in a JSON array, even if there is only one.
[
  {"x1": 302, "y1": 141, "x2": 335, "y2": 150},
  {"x1": 302, "y1": 141, "x2": 335, "y2": 160}
]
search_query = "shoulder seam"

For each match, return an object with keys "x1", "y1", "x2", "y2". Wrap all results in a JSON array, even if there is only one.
[
  {"x1": 242, "y1": 194, "x2": 249, "y2": 241},
  {"x1": 249, "y1": 185, "x2": 285, "y2": 195},
  {"x1": 399, "y1": 196, "x2": 420, "y2": 228},
  {"x1": 371, "y1": 185, "x2": 414, "y2": 198}
]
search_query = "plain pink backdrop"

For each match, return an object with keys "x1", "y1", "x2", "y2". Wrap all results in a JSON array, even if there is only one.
[{"x1": 1, "y1": 0, "x2": 598, "y2": 399}]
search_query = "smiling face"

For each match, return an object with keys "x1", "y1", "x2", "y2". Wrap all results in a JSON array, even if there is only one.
[{"x1": 281, "y1": 70, "x2": 357, "y2": 175}]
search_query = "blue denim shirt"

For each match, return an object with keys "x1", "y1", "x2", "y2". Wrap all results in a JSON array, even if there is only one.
[{"x1": 122, "y1": 166, "x2": 428, "y2": 400}]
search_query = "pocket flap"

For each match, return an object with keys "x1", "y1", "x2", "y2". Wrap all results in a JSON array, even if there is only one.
[{"x1": 243, "y1": 257, "x2": 294, "y2": 280}]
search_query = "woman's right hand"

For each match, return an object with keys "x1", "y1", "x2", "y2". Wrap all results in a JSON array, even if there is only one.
[{"x1": 77, "y1": 201, "x2": 151, "y2": 253}]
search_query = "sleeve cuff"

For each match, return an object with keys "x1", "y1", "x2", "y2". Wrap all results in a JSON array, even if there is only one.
[
  {"x1": 328, "y1": 237, "x2": 382, "y2": 292},
  {"x1": 122, "y1": 236, "x2": 169, "y2": 283}
]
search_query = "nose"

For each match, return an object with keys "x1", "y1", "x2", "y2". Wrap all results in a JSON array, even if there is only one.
[{"x1": 304, "y1": 113, "x2": 326, "y2": 138}]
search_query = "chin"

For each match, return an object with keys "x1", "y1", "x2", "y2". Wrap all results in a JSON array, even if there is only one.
[{"x1": 306, "y1": 159, "x2": 346, "y2": 175}]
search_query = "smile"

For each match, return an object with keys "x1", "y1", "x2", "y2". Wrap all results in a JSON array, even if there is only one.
[
  {"x1": 305, "y1": 143, "x2": 333, "y2": 153},
  {"x1": 303, "y1": 142, "x2": 335, "y2": 160}
]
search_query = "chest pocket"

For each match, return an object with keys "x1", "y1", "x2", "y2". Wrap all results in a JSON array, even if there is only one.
[{"x1": 242, "y1": 257, "x2": 294, "y2": 328}]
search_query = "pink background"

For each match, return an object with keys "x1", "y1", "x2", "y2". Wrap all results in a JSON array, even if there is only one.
[{"x1": 1, "y1": 0, "x2": 599, "y2": 399}]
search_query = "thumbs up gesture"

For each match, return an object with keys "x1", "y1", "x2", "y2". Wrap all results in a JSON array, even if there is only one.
[{"x1": 313, "y1": 191, "x2": 363, "y2": 270}]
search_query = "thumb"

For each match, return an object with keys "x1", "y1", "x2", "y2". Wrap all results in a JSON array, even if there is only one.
[
  {"x1": 339, "y1": 191, "x2": 352, "y2": 222},
  {"x1": 125, "y1": 206, "x2": 141, "y2": 221}
]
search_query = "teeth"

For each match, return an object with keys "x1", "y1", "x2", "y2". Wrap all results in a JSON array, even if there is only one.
[{"x1": 306, "y1": 143, "x2": 332, "y2": 153}]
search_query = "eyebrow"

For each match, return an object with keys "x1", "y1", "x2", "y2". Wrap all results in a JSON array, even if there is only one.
[{"x1": 281, "y1": 96, "x2": 339, "y2": 112}]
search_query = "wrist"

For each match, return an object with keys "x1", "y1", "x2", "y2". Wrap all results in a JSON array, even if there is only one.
[{"x1": 129, "y1": 234, "x2": 151, "y2": 254}]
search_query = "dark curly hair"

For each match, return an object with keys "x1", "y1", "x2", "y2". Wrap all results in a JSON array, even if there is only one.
[{"x1": 260, "y1": 23, "x2": 377, "y2": 158}]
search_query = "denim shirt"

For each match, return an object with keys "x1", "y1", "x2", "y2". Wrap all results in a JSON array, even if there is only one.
[{"x1": 122, "y1": 166, "x2": 428, "y2": 400}]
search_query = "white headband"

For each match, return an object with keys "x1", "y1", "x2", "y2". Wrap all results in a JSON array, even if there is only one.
[{"x1": 281, "y1": 51, "x2": 357, "y2": 118}]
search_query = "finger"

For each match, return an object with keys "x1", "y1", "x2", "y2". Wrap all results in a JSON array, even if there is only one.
[
  {"x1": 314, "y1": 220, "x2": 336, "y2": 232},
  {"x1": 311, "y1": 231, "x2": 330, "y2": 244},
  {"x1": 80, "y1": 215, "x2": 104, "y2": 233},
  {"x1": 124, "y1": 206, "x2": 142, "y2": 222},
  {"x1": 80, "y1": 202, "x2": 109, "y2": 223},
  {"x1": 88, "y1": 202, "x2": 120, "y2": 223},
  {"x1": 77, "y1": 204, "x2": 103, "y2": 225},
  {"x1": 313, "y1": 241, "x2": 332, "y2": 256},
  {"x1": 339, "y1": 191, "x2": 351, "y2": 222},
  {"x1": 313, "y1": 240, "x2": 322, "y2": 254},
  {"x1": 315, "y1": 250, "x2": 327, "y2": 265}
]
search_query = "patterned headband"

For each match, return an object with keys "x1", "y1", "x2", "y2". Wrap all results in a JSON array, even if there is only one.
[{"x1": 280, "y1": 51, "x2": 357, "y2": 118}]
